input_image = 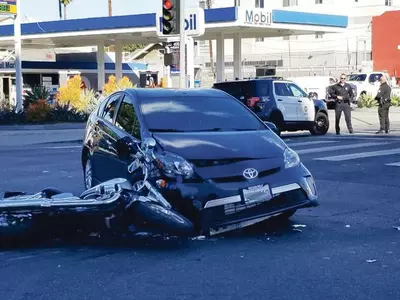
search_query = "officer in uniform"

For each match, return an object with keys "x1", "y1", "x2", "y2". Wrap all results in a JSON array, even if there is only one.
[
  {"x1": 328, "y1": 73, "x2": 355, "y2": 135},
  {"x1": 374, "y1": 75, "x2": 392, "y2": 134}
]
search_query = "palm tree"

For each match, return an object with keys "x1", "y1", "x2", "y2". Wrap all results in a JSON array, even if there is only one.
[
  {"x1": 60, "y1": 0, "x2": 73, "y2": 20},
  {"x1": 108, "y1": 0, "x2": 112, "y2": 16}
]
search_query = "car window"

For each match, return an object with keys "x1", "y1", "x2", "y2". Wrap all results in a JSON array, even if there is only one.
[
  {"x1": 102, "y1": 94, "x2": 121, "y2": 123},
  {"x1": 214, "y1": 81, "x2": 253, "y2": 99},
  {"x1": 348, "y1": 74, "x2": 366, "y2": 81},
  {"x1": 369, "y1": 73, "x2": 382, "y2": 83},
  {"x1": 139, "y1": 95, "x2": 265, "y2": 132},
  {"x1": 115, "y1": 96, "x2": 141, "y2": 140},
  {"x1": 255, "y1": 81, "x2": 270, "y2": 96},
  {"x1": 287, "y1": 83, "x2": 308, "y2": 97},
  {"x1": 274, "y1": 82, "x2": 292, "y2": 96}
]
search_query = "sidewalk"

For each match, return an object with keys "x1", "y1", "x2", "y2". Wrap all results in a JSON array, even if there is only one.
[
  {"x1": 0, "y1": 108, "x2": 399, "y2": 147},
  {"x1": 0, "y1": 123, "x2": 85, "y2": 147},
  {"x1": 328, "y1": 107, "x2": 400, "y2": 134}
]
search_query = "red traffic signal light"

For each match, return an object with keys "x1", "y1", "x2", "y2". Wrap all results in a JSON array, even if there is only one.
[
  {"x1": 162, "y1": 0, "x2": 180, "y2": 35},
  {"x1": 163, "y1": 0, "x2": 173, "y2": 10}
]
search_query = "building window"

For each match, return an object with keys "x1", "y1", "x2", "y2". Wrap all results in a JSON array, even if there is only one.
[
  {"x1": 315, "y1": 0, "x2": 323, "y2": 3},
  {"x1": 385, "y1": 0, "x2": 392, "y2": 5},
  {"x1": 256, "y1": 37, "x2": 265, "y2": 42},
  {"x1": 283, "y1": 0, "x2": 298, "y2": 6},
  {"x1": 315, "y1": 32, "x2": 324, "y2": 38},
  {"x1": 255, "y1": 0, "x2": 264, "y2": 8}
]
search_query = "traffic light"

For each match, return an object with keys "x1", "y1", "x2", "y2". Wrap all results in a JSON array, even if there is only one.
[{"x1": 162, "y1": 0, "x2": 180, "y2": 35}]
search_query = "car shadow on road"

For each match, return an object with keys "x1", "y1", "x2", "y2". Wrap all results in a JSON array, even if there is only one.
[{"x1": 0, "y1": 217, "x2": 304, "y2": 253}]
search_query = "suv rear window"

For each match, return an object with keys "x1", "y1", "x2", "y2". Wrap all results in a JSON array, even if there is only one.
[{"x1": 213, "y1": 80, "x2": 270, "y2": 99}]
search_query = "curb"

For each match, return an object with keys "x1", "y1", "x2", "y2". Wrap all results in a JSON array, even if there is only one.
[
  {"x1": 0, "y1": 123, "x2": 86, "y2": 131},
  {"x1": 35, "y1": 139, "x2": 83, "y2": 145}
]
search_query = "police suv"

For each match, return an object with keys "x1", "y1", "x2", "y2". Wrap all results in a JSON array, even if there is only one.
[{"x1": 212, "y1": 77, "x2": 329, "y2": 136}]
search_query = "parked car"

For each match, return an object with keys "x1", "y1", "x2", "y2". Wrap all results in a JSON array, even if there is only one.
[
  {"x1": 287, "y1": 75, "x2": 337, "y2": 101},
  {"x1": 346, "y1": 71, "x2": 391, "y2": 102},
  {"x1": 212, "y1": 78, "x2": 329, "y2": 136},
  {"x1": 81, "y1": 88, "x2": 319, "y2": 236}
]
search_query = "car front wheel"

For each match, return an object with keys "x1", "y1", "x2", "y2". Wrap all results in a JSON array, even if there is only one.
[
  {"x1": 310, "y1": 112, "x2": 329, "y2": 135},
  {"x1": 83, "y1": 156, "x2": 93, "y2": 190}
]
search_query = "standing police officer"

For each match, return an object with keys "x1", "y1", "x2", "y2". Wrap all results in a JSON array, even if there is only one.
[
  {"x1": 329, "y1": 73, "x2": 355, "y2": 135},
  {"x1": 375, "y1": 75, "x2": 392, "y2": 134}
]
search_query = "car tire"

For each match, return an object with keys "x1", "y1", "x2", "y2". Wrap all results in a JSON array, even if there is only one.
[
  {"x1": 310, "y1": 112, "x2": 329, "y2": 135},
  {"x1": 269, "y1": 113, "x2": 283, "y2": 136},
  {"x1": 83, "y1": 155, "x2": 94, "y2": 190}
]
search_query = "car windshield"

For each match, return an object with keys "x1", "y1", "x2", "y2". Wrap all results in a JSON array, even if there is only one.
[
  {"x1": 139, "y1": 95, "x2": 266, "y2": 132},
  {"x1": 347, "y1": 74, "x2": 366, "y2": 81}
]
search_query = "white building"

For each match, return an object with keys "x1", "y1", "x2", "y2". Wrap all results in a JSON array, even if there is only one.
[{"x1": 197, "y1": 0, "x2": 400, "y2": 81}]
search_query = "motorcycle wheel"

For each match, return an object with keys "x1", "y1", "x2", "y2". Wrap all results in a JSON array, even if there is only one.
[{"x1": 131, "y1": 201, "x2": 194, "y2": 237}]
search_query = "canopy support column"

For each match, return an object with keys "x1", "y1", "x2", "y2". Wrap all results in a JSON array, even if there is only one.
[
  {"x1": 115, "y1": 40, "x2": 123, "y2": 81},
  {"x1": 97, "y1": 40, "x2": 105, "y2": 91},
  {"x1": 233, "y1": 32, "x2": 242, "y2": 80},
  {"x1": 216, "y1": 32, "x2": 225, "y2": 82}
]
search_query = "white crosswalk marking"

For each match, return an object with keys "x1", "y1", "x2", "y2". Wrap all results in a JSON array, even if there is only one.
[
  {"x1": 294, "y1": 142, "x2": 388, "y2": 155},
  {"x1": 314, "y1": 149, "x2": 400, "y2": 161},
  {"x1": 385, "y1": 162, "x2": 400, "y2": 167},
  {"x1": 286, "y1": 141, "x2": 337, "y2": 147}
]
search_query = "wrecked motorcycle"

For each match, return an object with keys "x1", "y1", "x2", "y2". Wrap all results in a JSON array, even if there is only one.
[{"x1": 0, "y1": 138, "x2": 194, "y2": 241}]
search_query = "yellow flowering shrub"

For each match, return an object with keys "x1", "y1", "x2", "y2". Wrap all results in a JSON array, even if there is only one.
[
  {"x1": 103, "y1": 75, "x2": 135, "y2": 96},
  {"x1": 57, "y1": 75, "x2": 88, "y2": 111}
]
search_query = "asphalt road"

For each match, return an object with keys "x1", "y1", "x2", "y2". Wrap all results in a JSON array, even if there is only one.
[{"x1": 1, "y1": 133, "x2": 400, "y2": 300}]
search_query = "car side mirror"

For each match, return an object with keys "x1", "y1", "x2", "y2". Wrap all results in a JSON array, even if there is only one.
[
  {"x1": 141, "y1": 137, "x2": 156, "y2": 153},
  {"x1": 116, "y1": 136, "x2": 136, "y2": 160},
  {"x1": 264, "y1": 121, "x2": 278, "y2": 134}
]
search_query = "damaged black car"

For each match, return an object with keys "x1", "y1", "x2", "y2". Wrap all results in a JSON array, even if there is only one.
[{"x1": 81, "y1": 88, "x2": 319, "y2": 236}]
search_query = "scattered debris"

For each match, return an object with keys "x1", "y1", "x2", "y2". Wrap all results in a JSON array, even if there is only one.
[
  {"x1": 393, "y1": 226, "x2": 400, "y2": 231},
  {"x1": 345, "y1": 225, "x2": 351, "y2": 228},
  {"x1": 191, "y1": 235, "x2": 206, "y2": 240},
  {"x1": 323, "y1": 257, "x2": 331, "y2": 260},
  {"x1": 366, "y1": 259, "x2": 377, "y2": 263},
  {"x1": 42, "y1": 171, "x2": 49, "y2": 173},
  {"x1": 240, "y1": 255, "x2": 244, "y2": 258},
  {"x1": 292, "y1": 224, "x2": 307, "y2": 228},
  {"x1": 293, "y1": 228, "x2": 303, "y2": 232}
]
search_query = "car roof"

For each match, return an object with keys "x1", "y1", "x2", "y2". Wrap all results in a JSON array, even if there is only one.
[
  {"x1": 213, "y1": 77, "x2": 286, "y2": 85},
  {"x1": 125, "y1": 88, "x2": 227, "y2": 99}
]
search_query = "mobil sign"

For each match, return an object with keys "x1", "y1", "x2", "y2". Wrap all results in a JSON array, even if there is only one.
[
  {"x1": 156, "y1": 7, "x2": 205, "y2": 37},
  {"x1": 244, "y1": 9, "x2": 272, "y2": 26}
]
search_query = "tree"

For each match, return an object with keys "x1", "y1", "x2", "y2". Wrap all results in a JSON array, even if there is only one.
[
  {"x1": 60, "y1": 0, "x2": 73, "y2": 20},
  {"x1": 108, "y1": 0, "x2": 112, "y2": 16},
  {"x1": 122, "y1": 44, "x2": 146, "y2": 53}
]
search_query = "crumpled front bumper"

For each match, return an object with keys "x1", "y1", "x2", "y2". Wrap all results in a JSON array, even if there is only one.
[{"x1": 199, "y1": 163, "x2": 319, "y2": 235}]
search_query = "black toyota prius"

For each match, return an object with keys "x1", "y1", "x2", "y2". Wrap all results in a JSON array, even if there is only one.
[{"x1": 82, "y1": 88, "x2": 318, "y2": 235}]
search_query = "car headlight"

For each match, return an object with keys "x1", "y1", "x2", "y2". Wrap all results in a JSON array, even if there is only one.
[
  {"x1": 284, "y1": 147, "x2": 300, "y2": 169},
  {"x1": 154, "y1": 151, "x2": 194, "y2": 178}
]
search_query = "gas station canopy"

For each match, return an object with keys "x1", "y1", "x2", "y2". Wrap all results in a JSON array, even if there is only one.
[{"x1": 0, "y1": 6, "x2": 348, "y2": 49}]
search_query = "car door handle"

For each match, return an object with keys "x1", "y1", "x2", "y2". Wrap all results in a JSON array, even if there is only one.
[
  {"x1": 277, "y1": 99, "x2": 283, "y2": 101},
  {"x1": 298, "y1": 100, "x2": 302, "y2": 102}
]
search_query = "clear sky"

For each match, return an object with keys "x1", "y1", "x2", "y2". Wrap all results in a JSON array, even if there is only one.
[{"x1": 20, "y1": 0, "x2": 199, "y2": 22}]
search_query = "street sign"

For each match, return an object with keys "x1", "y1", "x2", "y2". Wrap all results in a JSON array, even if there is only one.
[
  {"x1": 156, "y1": 7, "x2": 205, "y2": 37},
  {"x1": 0, "y1": 0, "x2": 16, "y2": 15}
]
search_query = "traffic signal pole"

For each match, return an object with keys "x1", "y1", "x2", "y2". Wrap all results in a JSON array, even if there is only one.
[
  {"x1": 179, "y1": 0, "x2": 186, "y2": 88},
  {"x1": 14, "y1": 0, "x2": 22, "y2": 112}
]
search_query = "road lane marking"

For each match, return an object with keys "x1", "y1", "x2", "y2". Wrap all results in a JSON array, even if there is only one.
[
  {"x1": 286, "y1": 141, "x2": 338, "y2": 147},
  {"x1": 295, "y1": 142, "x2": 387, "y2": 155},
  {"x1": 314, "y1": 149, "x2": 400, "y2": 161},
  {"x1": 43, "y1": 145, "x2": 82, "y2": 149},
  {"x1": 386, "y1": 162, "x2": 400, "y2": 167}
]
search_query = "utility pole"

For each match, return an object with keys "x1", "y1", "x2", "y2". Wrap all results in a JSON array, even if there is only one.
[
  {"x1": 179, "y1": 0, "x2": 186, "y2": 88},
  {"x1": 108, "y1": 0, "x2": 112, "y2": 16},
  {"x1": 206, "y1": 0, "x2": 215, "y2": 78},
  {"x1": 14, "y1": 0, "x2": 22, "y2": 112}
]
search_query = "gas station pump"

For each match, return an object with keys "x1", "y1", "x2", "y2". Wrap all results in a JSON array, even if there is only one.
[{"x1": 0, "y1": 76, "x2": 16, "y2": 107}]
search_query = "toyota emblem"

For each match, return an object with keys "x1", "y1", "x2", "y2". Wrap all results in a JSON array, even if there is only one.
[{"x1": 243, "y1": 168, "x2": 258, "y2": 180}]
